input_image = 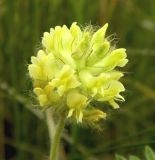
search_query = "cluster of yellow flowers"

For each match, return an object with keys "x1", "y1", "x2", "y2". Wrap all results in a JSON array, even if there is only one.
[{"x1": 28, "y1": 22, "x2": 128, "y2": 123}]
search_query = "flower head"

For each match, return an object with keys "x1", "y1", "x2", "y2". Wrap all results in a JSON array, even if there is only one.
[{"x1": 28, "y1": 22, "x2": 128, "y2": 123}]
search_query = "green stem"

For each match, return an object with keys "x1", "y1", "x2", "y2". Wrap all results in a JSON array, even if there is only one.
[
  {"x1": 48, "y1": 113, "x2": 66, "y2": 160},
  {"x1": 46, "y1": 110, "x2": 56, "y2": 141}
]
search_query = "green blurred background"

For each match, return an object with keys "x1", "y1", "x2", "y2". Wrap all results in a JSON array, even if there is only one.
[{"x1": 0, "y1": 0, "x2": 155, "y2": 159}]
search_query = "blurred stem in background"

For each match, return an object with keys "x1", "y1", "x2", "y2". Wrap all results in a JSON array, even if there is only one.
[{"x1": 69, "y1": 124, "x2": 80, "y2": 160}]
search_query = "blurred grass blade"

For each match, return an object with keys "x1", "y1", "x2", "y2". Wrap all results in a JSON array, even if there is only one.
[
  {"x1": 115, "y1": 154, "x2": 127, "y2": 160},
  {"x1": 129, "y1": 155, "x2": 141, "y2": 160},
  {"x1": 145, "y1": 146, "x2": 155, "y2": 160}
]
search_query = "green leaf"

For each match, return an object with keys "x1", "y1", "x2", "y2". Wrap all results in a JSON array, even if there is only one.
[
  {"x1": 145, "y1": 146, "x2": 155, "y2": 160},
  {"x1": 115, "y1": 154, "x2": 127, "y2": 160},
  {"x1": 129, "y1": 155, "x2": 141, "y2": 160}
]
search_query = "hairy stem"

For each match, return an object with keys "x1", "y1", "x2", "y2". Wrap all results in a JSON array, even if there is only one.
[
  {"x1": 46, "y1": 109, "x2": 56, "y2": 141},
  {"x1": 47, "y1": 112, "x2": 66, "y2": 160}
]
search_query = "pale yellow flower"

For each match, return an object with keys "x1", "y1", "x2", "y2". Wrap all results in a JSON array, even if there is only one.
[
  {"x1": 67, "y1": 90, "x2": 88, "y2": 122},
  {"x1": 28, "y1": 22, "x2": 128, "y2": 123}
]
